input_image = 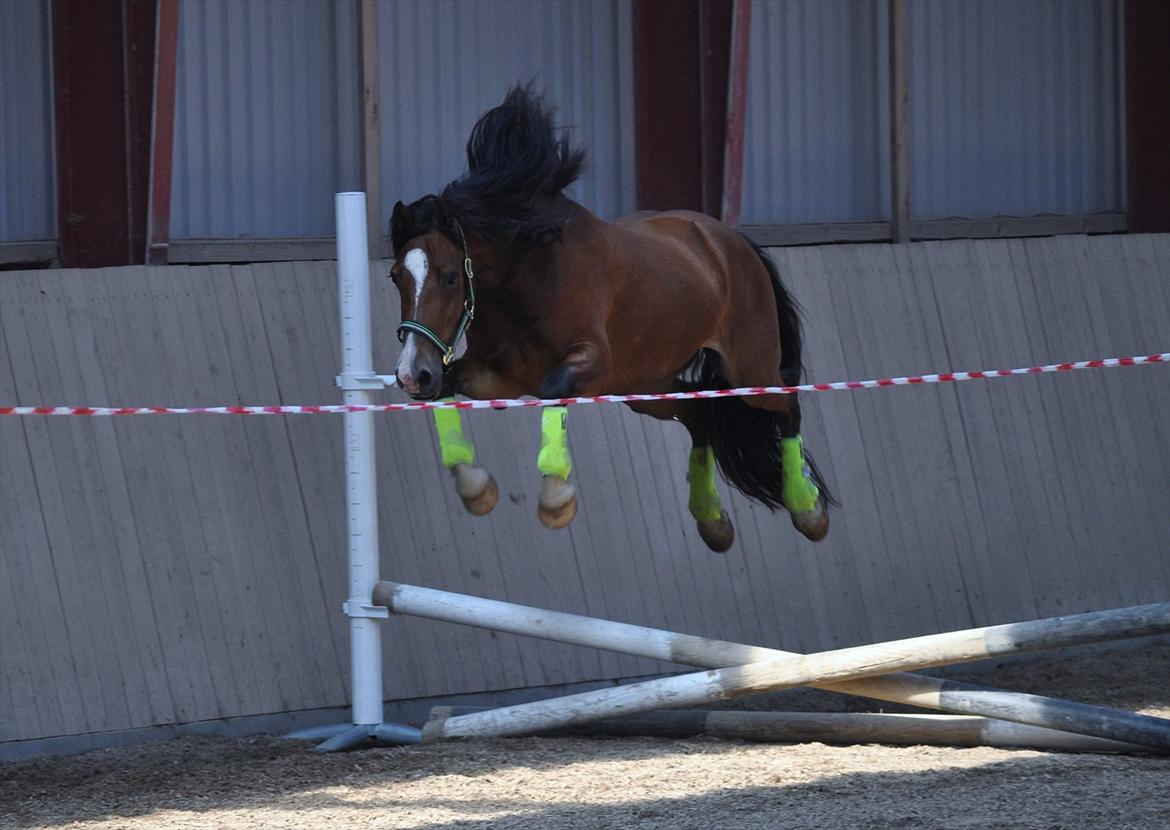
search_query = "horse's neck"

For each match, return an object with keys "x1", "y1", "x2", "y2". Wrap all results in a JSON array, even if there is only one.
[{"x1": 468, "y1": 199, "x2": 610, "y2": 347}]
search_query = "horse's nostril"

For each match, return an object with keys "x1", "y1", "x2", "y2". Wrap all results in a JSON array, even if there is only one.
[{"x1": 417, "y1": 369, "x2": 433, "y2": 389}]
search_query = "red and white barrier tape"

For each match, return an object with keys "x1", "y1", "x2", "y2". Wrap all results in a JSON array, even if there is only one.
[{"x1": 2, "y1": 353, "x2": 1166, "y2": 417}]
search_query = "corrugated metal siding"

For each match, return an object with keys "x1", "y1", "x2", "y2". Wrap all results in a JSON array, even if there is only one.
[
  {"x1": 741, "y1": 0, "x2": 889, "y2": 225},
  {"x1": 909, "y1": 0, "x2": 1123, "y2": 219},
  {"x1": 377, "y1": 0, "x2": 636, "y2": 231},
  {"x1": 4, "y1": 234, "x2": 1168, "y2": 753},
  {"x1": 0, "y1": 0, "x2": 55, "y2": 241},
  {"x1": 171, "y1": 0, "x2": 362, "y2": 239},
  {"x1": 171, "y1": 0, "x2": 633, "y2": 241}
]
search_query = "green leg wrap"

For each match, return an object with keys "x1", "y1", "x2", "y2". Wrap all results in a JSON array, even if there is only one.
[
  {"x1": 433, "y1": 403, "x2": 475, "y2": 469},
  {"x1": 781, "y1": 435, "x2": 820, "y2": 513},
  {"x1": 536, "y1": 406, "x2": 573, "y2": 480},
  {"x1": 687, "y1": 446, "x2": 724, "y2": 522}
]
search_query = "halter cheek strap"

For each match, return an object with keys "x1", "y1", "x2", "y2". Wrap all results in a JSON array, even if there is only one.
[{"x1": 395, "y1": 218, "x2": 476, "y2": 367}]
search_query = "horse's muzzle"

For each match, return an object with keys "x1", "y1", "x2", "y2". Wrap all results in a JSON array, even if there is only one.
[{"x1": 397, "y1": 365, "x2": 442, "y2": 400}]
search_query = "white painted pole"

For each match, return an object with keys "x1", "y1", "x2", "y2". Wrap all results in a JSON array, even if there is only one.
[
  {"x1": 421, "y1": 602, "x2": 1170, "y2": 741},
  {"x1": 337, "y1": 192, "x2": 383, "y2": 726},
  {"x1": 372, "y1": 581, "x2": 1170, "y2": 748}
]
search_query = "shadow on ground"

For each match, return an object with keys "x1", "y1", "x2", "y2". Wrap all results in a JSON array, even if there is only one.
[{"x1": 2, "y1": 732, "x2": 1169, "y2": 830}]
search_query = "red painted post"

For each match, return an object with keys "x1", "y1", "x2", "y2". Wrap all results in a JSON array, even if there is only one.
[
  {"x1": 146, "y1": 0, "x2": 180, "y2": 265},
  {"x1": 720, "y1": 0, "x2": 751, "y2": 226}
]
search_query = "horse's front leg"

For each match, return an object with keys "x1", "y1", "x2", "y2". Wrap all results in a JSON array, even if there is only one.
[
  {"x1": 532, "y1": 343, "x2": 608, "y2": 529},
  {"x1": 429, "y1": 356, "x2": 519, "y2": 517},
  {"x1": 535, "y1": 405, "x2": 576, "y2": 528},
  {"x1": 431, "y1": 404, "x2": 498, "y2": 516}
]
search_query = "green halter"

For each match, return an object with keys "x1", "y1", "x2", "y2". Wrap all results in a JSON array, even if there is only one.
[{"x1": 396, "y1": 218, "x2": 476, "y2": 366}]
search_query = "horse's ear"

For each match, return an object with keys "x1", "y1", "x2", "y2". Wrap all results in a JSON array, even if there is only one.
[
  {"x1": 434, "y1": 199, "x2": 454, "y2": 230},
  {"x1": 390, "y1": 201, "x2": 412, "y2": 251},
  {"x1": 391, "y1": 200, "x2": 412, "y2": 232}
]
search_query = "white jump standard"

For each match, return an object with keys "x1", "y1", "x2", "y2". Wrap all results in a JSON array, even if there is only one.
[{"x1": 287, "y1": 192, "x2": 420, "y2": 751}]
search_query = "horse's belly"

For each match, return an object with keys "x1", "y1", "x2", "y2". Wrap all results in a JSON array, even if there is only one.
[{"x1": 604, "y1": 279, "x2": 723, "y2": 387}]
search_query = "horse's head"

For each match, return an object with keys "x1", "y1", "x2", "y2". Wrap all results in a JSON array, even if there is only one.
[{"x1": 388, "y1": 198, "x2": 474, "y2": 400}]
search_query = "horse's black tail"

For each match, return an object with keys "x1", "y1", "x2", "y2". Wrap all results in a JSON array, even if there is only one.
[{"x1": 684, "y1": 239, "x2": 835, "y2": 511}]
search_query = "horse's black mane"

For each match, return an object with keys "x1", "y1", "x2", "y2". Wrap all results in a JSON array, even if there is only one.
[{"x1": 391, "y1": 85, "x2": 585, "y2": 254}]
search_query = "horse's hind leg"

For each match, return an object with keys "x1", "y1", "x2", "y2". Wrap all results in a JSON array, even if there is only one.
[
  {"x1": 433, "y1": 404, "x2": 499, "y2": 515},
  {"x1": 627, "y1": 399, "x2": 734, "y2": 553},
  {"x1": 536, "y1": 406, "x2": 577, "y2": 528},
  {"x1": 747, "y1": 391, "x2": 830, "y2": 541},
  {"x1": 684, "y1": 427, "x2": 735, "y2": 553}
]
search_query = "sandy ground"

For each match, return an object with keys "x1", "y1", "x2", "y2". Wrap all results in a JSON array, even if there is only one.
[{"x1": 3, "y1": 644, "x2": 1168, "y2": 830}]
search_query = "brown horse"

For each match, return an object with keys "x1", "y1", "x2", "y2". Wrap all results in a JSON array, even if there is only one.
[{"x1": 388, "y1": 86, "x2": 831, "y2": 552}]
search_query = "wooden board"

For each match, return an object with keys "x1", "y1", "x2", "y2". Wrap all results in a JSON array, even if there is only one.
[{"x1": 2, "y1": 234, "x2": 1167, "y2": 750}]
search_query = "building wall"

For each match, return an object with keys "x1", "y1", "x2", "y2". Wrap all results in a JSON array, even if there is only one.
[
  {"x1": 376, "y1": 0, "x2": 635, "y2": 232},
  {"x1": 742, "y1": 0, "x2": 890, "y2": 224},
  {"x1": 3, "y1": 233, "x2": 1167, "y2": 757},
  {"x1": 171, "y1": 0, "x2": 362, "y2": 239},
  {"x1": 0, "y1": 0, "x2": 55, "y2": 242},
  {"x1": 741, "y1": 0, "x2": 1123, "y2": 225},
  {"x1": 170, "y1": 0, "x2": 634, "y2": 240},
  {"x1": 908, "y1": 0, "x2": 1123, "y2": 219},
  {"x1": 0, "y1": 0, "x2": 1139, "y2": 251}
]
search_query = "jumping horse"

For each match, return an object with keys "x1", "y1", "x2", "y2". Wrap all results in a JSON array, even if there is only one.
[{"x1": 388, "y1": 86, "x2": 832, "y2": 552}]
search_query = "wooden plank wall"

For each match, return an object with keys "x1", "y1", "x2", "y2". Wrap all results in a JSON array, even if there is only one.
[{"x1": 2, "y1": 234, "x2": 1167, "y2": 749}]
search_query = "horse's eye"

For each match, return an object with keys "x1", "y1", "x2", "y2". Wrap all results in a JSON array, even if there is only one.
[
  {"x1": 444, "y1": 271, "x2": 459, "y2": 287},
  {"x1": 388, "y1": 270, "x2": 400, "y2": 285}
]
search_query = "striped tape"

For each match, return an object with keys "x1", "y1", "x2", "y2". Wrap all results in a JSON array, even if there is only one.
[{"x1": 1, "y1": 352, "x2": 1166, "y2": 417}]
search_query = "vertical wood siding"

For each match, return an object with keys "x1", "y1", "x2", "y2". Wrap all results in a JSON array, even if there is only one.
[{"x1": 2, "y1": 235, "x2": 1167, "y2": 749}]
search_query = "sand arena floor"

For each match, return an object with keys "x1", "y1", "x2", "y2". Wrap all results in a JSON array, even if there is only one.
[{"x1": 3, "y1": 645, "x2": 1168, "y2": 830}]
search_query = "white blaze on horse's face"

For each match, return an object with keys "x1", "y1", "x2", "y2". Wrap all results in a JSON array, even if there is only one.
[{"x1": 395, "y1": 246, "x2": 435, "y2": 397}]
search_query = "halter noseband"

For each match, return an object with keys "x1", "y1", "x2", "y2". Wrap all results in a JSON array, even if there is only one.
[{"x1": 395, "y1": 218, "x2": 476, "y2": 367}]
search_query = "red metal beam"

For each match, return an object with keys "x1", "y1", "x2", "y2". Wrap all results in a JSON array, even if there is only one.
[{"x1": 1125, "y1": 0, "x2": 1170, "y2": 232}]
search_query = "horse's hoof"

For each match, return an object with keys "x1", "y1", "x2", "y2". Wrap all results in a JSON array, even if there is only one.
[
  {"x1": 538, "y1": 475, "x2": 577, "y2": 529},
  {"x1": 451, "y1": 463, "x2": 498, "y2": 516},
  {"x1": 790, "y1": 497, "x2": 829, "y2": 542},
  {"x1": 697, "y1": 510, "x2": 735, "y2": 553}
]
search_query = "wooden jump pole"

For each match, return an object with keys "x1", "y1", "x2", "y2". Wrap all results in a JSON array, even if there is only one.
[
  {"x1": 422, "y1": 601, "x2": 1170, "y2": 742},
  {"x1": 430, "y1": 706, "x2": 1163, "y2": 754},
  {"x1": 370, "y1": 584, "x2": 1170, "y2": 748}
]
